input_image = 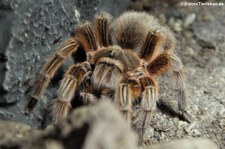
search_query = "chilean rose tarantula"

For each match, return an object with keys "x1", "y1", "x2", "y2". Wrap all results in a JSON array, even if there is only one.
[{"x1": 25, "y1": 11, "x2": 193, "y2": 143}]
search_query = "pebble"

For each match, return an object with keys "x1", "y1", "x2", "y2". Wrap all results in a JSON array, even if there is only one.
[
  {"x1": 168, "y1": 17, "x2": 182, "y2": 32},
  {"x1": 183, "y1": 30, "x2": 193, "y2": 38},
  {"x1": 16, "y1": 134, "x2": 23, "y2": 138},
  {"x1": 45, "y1": 140, "x2": 64, "y2": 149},
  {"x1": 160, "y1": 132, "x2": 166, "y2": 139},
  {"x1": 191, "y1": 129, "x2": 201, "y2": 137},
  {"x1": 74, "y1": 9, "x2": 81, "y2": 22},
  {"x1": 186, "y1": 47, "x2": 196, "y2": 56},
  {"x1": 184, "y1": 13, "x2": 196, "y2": 28},
  {"x1": 222, "y1": 134, "x2": 225, "y2": 140},
  {"x1": 159, "y1": 14, "x2": 166, "y2": 24},
  {"x1": 149, "y1": 139, "x2": 218, "y2": 149},
  {"x1": 219, "y1": 108, "x2": 225, "y2": 117},
  {"x1": 179, "y1": 121, "x2": 188, "y2": 128},
  {"x1": 168, "y1": 18, "x2": 175, "y2": 27},
  {"x1": 144, "y1": 127, "x2": 155, "y2": 138},
  {"x1": 201, "y1": 12, "x2": 213, "y2": 21},
  {"x1": 184, "y1": 122, "x2": 196, "y2": 133}
]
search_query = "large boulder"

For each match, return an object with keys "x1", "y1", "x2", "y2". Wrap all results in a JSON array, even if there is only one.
[{"x1": 0, "y1": 101, "x2": 138, "y2": 149}]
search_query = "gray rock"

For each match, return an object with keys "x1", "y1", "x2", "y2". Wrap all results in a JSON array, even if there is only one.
[
  {"x1": 0, "y1": 120, "x2": 33, "y2": 148},
  {"x1": 142, "y1": 139, "x2": 218, "y2": 149},
  {"x1": 0, "y1": 102, "x2": 219, "y2": 149},
  {"x1": 0, "y1": 0, "x2": 130, "y2": 127},
  {"x1": 183, "y1": 13, "x2": 196, "y2": 28},
  {"x1": 58, "y1": 100, "x2": 138, "y2": 149},
  {"x1": 0, "y1": 101, "x2": 138, "y2": 149}
]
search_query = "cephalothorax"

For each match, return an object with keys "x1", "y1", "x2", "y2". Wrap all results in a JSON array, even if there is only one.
[{"x1": 25, "y1": 11, "x2": 192, "y2": 143}]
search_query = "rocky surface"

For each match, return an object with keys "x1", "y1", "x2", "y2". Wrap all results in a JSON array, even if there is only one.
[
  {"x1": 143, "y1": 139, "x2": 218, "y2": 149},
  {"x1": 0, "y1": 101, "x2": 218, "y2": 149},
  {"x1": 0, "y1": 101, "x2": 138, "y2": 149}
]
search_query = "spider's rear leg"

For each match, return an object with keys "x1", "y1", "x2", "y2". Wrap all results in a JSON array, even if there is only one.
[
  {"x1": 52, "y1": 62, "x2": 91, "y2": 123},
  {"x1": 25, "y1": 37, "x2": 79, "y2": 114},
  {"x1": 134, "y1": 77, "x2": 159, "y2": 144},
  {"x1": 139, "y1": 29, "x2": 164, "y2": 63},
  {"x1": 169, "y1": 54, "x2": 193, "y2": 122}
]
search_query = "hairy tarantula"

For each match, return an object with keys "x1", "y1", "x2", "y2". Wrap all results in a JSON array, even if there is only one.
[{"x1": 25, "y1": 11, "x2": 192, "y2": 142}]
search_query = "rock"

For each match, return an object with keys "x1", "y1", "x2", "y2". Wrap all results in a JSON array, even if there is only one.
[
  {"x1": 168, "y1": 17, "x2": 182, "y2": 32},
  {"x1": 0, "y1": 0, "x2": 130, "y2": 128},
  {"x1": 0, "y1": 101, "x2": 138, "y2": 149},
  {"x1": 142, "y1": 139, "x2": 218, "y2": 149},
  {"x1": 183, "y1": 13, "x2": 196, "y2": 28},
  {"x1": 57, "y1": 100, "x2": 138, "y2": 149},
  {"x1": 184, "y1": 122, "x2": 196, "y2": 133},
  {"x1": 158, "y1": 14, "x2": 166, "y2": 24},
  {"x1": 0, "y1": 120, "x2": 34, "y2": 148},
  {"x1": 0, "y1": 102, "x2": 219, "y2": 149}
]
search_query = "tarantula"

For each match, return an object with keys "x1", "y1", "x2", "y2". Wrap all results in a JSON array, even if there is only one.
[{"x1": 25, "y1": 11, "x2": 192, "y2": 142}]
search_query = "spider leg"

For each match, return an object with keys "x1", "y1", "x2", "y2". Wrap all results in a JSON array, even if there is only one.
[
  {"x1": 52, "y1": 62, "x2": 91, "y2": 123},
  {"x1": 134, "y1": 76, "x2": 159, "y2": 144},
  {"x1": 95, "y1": 12, "x2": 111, "y2": 47},
  {"x1": 139, "y1": 29, "x2": 163, "y2": 62},
  {"x1": 25, "y1": 37, "x2": 79, "y2": 114},
  {"x1": 169, "y1": 54, "x2": 193, "y2": 122},
  {"x1": 79, "y1": 71, "x2": 98, "y2": 105},
  {"x1": 115, "y1": 75, "x2": 141, "y2": 124},
  {"x1": 76, "y1": 22, "x2": 99, "y2": 51},
  {"x1": 115, "y1": 83, "x2": 133, "y2": 123},
  {"x1": 146, "y1": 51, "x2": 171, "y2": 77},
  {"x1": 79, "y1": 92, "x2": 98, "y2": 105},
  {"x1": 26, "y1": 20, "x2": 101, "y2": 114}
]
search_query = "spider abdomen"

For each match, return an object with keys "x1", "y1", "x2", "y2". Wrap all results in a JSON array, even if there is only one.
[{"x1": 111, "y1": 11, "x2": 159, "y2": 51}]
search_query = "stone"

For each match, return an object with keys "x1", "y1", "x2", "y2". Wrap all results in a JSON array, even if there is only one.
[
  {"x1": 142, "y1": 139, "x2": 218, "y2": 149},
  {"x1": 0, "y1": 101, "x2": 138, "y2": 149},
  {"x1": 0, "y1": 120, "x2": 34, "y2": 148},
  {"x1": 57, "y1": 100, "x2": 138, "y2": 149},
  {"x1": 0, "y1": 102, "x2": 219, "y2": 149},
  {"x1": 183, "y1": 13, "x2": 196, "y2": 28}
]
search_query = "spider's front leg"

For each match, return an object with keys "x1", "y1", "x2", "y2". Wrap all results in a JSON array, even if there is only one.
[
  {"x1": 52, "y1": 62, "x2": 91, "y2": 123},
  {"x1": 115, "y1": 75, "x2": 142, "y2": 124},
  {"x1": 25, "y1": 37, "x2": 79, "y2": 114},
  {"x1": 134, "y1": 76, "x2": 159, "y2": 144}
]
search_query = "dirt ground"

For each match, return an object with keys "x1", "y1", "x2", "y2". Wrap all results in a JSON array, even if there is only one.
[{"x1": 129, "y1": 0, "x2": 225, "y2": 148}]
